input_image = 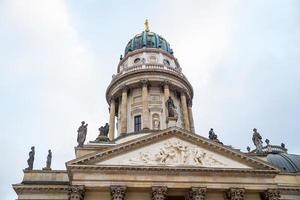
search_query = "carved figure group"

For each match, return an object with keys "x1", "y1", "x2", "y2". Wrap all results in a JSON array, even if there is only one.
[
  {"x1": 94, "y1": 123, "x2": 110, "y2": 142},
  {"x1": 252, "y1": 128, "x2": 263, "y2": 153},
  {"x1": 25, "y1": 146, "x2": 35, "y2": 170},
  {"x1": 77, "y1": 121, "x2": 88, "y2": 147}
]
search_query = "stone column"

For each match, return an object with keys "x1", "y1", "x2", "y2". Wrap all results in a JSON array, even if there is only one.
[
  {"x1": 187, "y1": 100, "x2": 195, "y2": 133},
  {"x1": 263, "y1": 189, "x2": 281, "y2": 200},
  {"x1": 163, "y1": 80, "x2": 170, "y2": 100},
  {"x1": 111, "y1": 185, "x2": 127, "y2": 200},
  {"x1": 141, "y1": 79, "x2": 150, "y2": 130},
  {"x1": 120, "y1": 86, "x2": 128, "y2": 135},
  {"x1": 108, "y1": 98, "x2": 116, "y2": 141},
  {"x1": 69, "y1": 185, "x2": 85, "y2": 200},
  {"x1": 152, "y1": 186, "x2": 168, "y2": 200},
  {"x1": 180, "y1": 91, "x2": 190, "y2": 131},
  {"x1": 187, "y1": 187, "x2": 207, "y2": 200},
  {"x1": 226, "y1": 188, "x2": 245, "y2": 200}
]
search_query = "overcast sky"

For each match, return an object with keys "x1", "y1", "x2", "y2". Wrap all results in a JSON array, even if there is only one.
[{"x1": 1, "y1": 0, "x2": 300, "y2": 198}]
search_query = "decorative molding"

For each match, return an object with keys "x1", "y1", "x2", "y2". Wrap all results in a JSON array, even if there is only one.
[
  {"x1": 226, "y1": 188, "x2": 245, "y2": 200},
  {"x1": 129, "y1": 139, "x2": 226, "y2": 167},
  {"x1": 263, "y1": 189, "x2": 281, "y2": 200},
  {"x1": 187, "y1": 187, "x2": 207, "y2": 200},
  {"x1": 111, "y1": 185, "x2": 126, "y2": 200},
  {"x1": 68, "y1": 185, "x2": 85, "y2": 200},
  {"x1": 152, "y1": 186, "x2": 168, "y2": 200}
]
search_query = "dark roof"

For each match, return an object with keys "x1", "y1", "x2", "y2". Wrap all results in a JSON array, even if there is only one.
[{"x1": 267, "y1": 153, "x2": 300, "y2": 173}]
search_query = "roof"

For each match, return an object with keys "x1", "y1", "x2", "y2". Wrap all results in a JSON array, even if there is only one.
[{"x1": 267, "y1": 153, "x2": 300, "y2": 173}]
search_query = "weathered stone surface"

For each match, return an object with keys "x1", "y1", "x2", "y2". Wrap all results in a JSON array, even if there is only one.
[{"x1": 263, "y1": 189, "x2": 280, "y2": 200}]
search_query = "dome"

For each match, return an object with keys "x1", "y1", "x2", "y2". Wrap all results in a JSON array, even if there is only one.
[
  {"x1": 124, "y1": 31, "x2": 173, "y2": 56},
  {"x1": 267, "y1": 153, "x2": 300, "y2": 173}
]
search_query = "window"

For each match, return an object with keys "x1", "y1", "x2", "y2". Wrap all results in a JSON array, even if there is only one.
[
  {"x1": 163, "y1": 59, "x2": 170, "y2": 66},
  {"x1": 134, "y1": 58, "x2": 141, "y2": 64},
  {"x1": 134, "y1": 115, "x2": 141, "y2": 132}
]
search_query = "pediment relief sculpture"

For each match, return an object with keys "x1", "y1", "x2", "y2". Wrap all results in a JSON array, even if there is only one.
[{"x1": 129, "y1": 140, "x2": 226, "y2": 167}]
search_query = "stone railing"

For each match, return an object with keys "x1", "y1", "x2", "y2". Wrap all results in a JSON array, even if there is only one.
[{"x1": 116, "y1": 64, "x2": 184, "y2": 78}]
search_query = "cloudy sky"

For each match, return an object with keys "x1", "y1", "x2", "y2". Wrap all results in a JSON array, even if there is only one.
[{"x1": 1, "y1": 0, "x2": 300, "y2": 198}]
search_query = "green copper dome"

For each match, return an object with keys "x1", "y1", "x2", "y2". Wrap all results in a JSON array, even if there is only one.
[{"x1": 124, "y1": 31, "x2": 173, "y2": 56}]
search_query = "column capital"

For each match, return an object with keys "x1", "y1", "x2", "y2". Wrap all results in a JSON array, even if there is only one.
[
  {"x1": 263, "y1": 189, "x2": 280, "y2": 200},
  {"x1": 188, "y1": 187, "x2": 207, "y2": 200},
  {"x1": 152, "y1": 186, "x2": 168, "y2": 200},
  {"x1": 226, "y1": 188, "x2": 245, "y2": 200},
  {"x1": 179, "y1": 88, "x2": 188, "y2": 96},
  {"x1": 110, "y1": 185, "x2": 127, "y2": 200},
  {"x1": 187, "y1": 99, "x2": 193, "y2": 107},
  {"x1": 120, "y1": 84, "x2": 129, "y2": 92},
  {"x1": 161, "y1": 80, "x2": 170, "y2": 87},
  {"x1": 68, "y1": 185, "x2": 85, "y2": 200},
  {"x1": 140, "y1": 79, "x2": 149, "y2": 86}
]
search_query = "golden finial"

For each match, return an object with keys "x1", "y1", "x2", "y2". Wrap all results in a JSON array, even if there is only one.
[{"x1": 144, "y1": 19, "x2": 149, "y2": 32}]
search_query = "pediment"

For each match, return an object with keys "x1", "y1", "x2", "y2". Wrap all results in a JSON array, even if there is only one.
[{"x1": 67, "y1": 128, "x2": 278, "y2": 172}]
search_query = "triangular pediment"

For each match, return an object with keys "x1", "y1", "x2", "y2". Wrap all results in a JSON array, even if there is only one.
[{"x1": 67, "y1": 128, "x2": 278, "y2": 172}]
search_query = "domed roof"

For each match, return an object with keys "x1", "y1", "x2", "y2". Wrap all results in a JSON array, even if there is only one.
[
  {"x1": 267, "y1": 153, "x2": 300, "y2": 173},
  {"x1": 124, "y1": 31, "x2": 173, "y2": 56}
]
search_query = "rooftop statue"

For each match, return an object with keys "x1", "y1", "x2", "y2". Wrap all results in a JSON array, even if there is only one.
[
  {"x1": 43, "y1": 149, "x2": 52, "y2": 170},
  {"x1": 94, "y1": 123, "x2": 110, "y2": 143},
  {"x1": 25, "y1": 146, "x2": 35, "y2": 170},
  {"x1": 77, "y1": 121, "x2": 88, "y2": 148},
  {"x1": 252, "y1": 128, "x2": 263, "y2": 153},
  {"x1": 208, "y1": 128, "x2": 223, "y2": 144},
  {"x1": 166, "y1": 96, "x2": 177, "y2": 118}
]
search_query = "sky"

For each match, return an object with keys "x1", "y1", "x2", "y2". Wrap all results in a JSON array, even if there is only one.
[{"x1": 0, "y1": 0, "x2": 300, "y2": 198}]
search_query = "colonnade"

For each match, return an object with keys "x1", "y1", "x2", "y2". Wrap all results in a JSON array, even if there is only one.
[
  {"x1": 107, "y1": 80, "x2": 195, "y2": 141},
  {"x1": 68, "y1": 185, "x2": 281, "y2": 200}
]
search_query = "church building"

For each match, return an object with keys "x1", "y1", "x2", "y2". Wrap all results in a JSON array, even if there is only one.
[{"x1": 13, "y1": 21, "x2": 300, "y2": 200}]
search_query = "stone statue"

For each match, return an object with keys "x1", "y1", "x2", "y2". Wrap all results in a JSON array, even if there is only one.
[
  {"x1": 43, "y1": 149, "x2": 52, "y2": 170},
  {"x1": 166, "y1": 96, "x2": 177, "y2": 118},
  {"x1": 246, "y1": 146, "x2": 251, "y2": 152},
  {"x1": 94, "y1": 123, "x2": 110, "y2": 142},
  {"x1": 77, "y1": 121, "x2": 88, "y2": 147},
  {"x1": 208, "y1": 128, "x2": 222, "y2": 144},
  {"x1": 25, "y1": 146, "x2": 35, "y2": 170},
  {"x1": 252, "y1": 128, "x2": 263, "y2": 153}
]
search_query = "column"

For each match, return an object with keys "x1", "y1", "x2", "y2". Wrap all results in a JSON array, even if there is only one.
[
  {"x1": 163, "y1": 80, "x2": 170, "y2": 100},
  {"x1": 187, "y1": 187, "x2": 207, "y2": 200},
  {"x1": 180, "y1": 91, "x2": 190, "y2": 131},
  {"x1": 108, "y1": 98, "x2": 116, "y2": 141},
  {"x1": 141, "y1": 79, "x2": 150, "y2": 129},
  {"x1": 152, "y1": 186, "x2": 168, "y2": 200},
  {"x1": 69, "y1": 185, "x2": 85, "y2": 200},
  {"x1": 263, "y1": 189, "x2": 281, "y2": 200},
  {"x1": 187, "y1": 100, "x2": 195, "y2": 133},
  {"x1": 120, "y1": 85, "x2": 128, "y2": 135},
  {"x1": 111, "y1": 185, "x2": 127, "y2": 200},
  {"x1": 226, "y1": 188, "x2": 245, "y2": 200}
]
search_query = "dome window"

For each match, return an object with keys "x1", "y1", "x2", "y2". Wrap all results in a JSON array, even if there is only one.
[
  {"x1": 163, "y1": 59, "x2": 170, "y2": 66},
  {"x1": 134, "y1": 58, "x2": 141, "y2": 64}
]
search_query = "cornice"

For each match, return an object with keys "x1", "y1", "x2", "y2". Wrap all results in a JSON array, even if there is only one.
[{"x1": 12, "y1": 184, "x2": 69, "y2": 194}]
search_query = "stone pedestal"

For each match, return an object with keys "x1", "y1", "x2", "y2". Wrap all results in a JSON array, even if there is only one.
[
  {"x1": 166, "y1": 117, "x2": 177, "y2": 128},
  {"x1": 68, "y1": 185, "x2": 85, "y2": 200},
  {"x1": 152, "y1": 186, "x2": 168, "y2": 200},
  {"x1": 111, "y1": 185, "x2": 126, "y2": 200},
  {"x1": 226, "y1": 188, "x2": 245, "y2": 200}
]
